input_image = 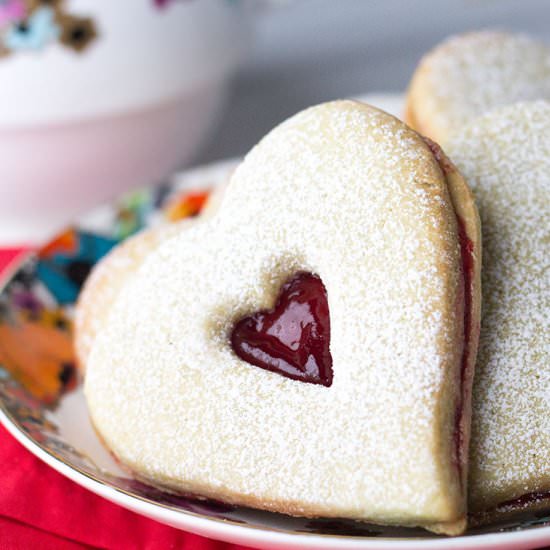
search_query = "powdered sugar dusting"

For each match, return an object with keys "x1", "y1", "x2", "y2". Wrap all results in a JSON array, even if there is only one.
[
  {"x1": 412, "y1": 31, "x2": 550, "y2": 142},
  {"x1": 75, "y1": 161, "x2": 238, "y2": 368},
  {"x1": 85, "y1": 101, "x2": 464, "y2": 525},
  {"x1": 447, "y1": 101, "x2": 550, "y2": 512}
]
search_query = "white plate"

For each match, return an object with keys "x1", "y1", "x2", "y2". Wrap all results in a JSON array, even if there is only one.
[{"x1": 1, "y1": 101, "x2": 549, "y2": 550}]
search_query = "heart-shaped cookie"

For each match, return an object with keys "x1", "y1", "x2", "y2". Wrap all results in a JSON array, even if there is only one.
[
  {"x1": 84, "y1": 101, "x2": 480, "y2": 533},
  {"x1": 447, "y1": 101, "x2": 550, "y2": 522},
  {"x1": 406, "y1": 30, "x2": 550, "y2": 144}
]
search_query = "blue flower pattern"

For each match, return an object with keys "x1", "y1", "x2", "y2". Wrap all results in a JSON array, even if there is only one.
[{"x1": 4, "y1": 6, "x2": 59, "y2": 52}]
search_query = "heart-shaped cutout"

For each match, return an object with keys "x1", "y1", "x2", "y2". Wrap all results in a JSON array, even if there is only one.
[{"x1": 231, "y1": 272, "x2": 333, "y2": 387}]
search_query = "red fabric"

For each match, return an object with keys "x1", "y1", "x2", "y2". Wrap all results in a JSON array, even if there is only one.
[
  {"x1": 0, "y1": 249, "x2": 252, "y2": 550},
  {"x1": 0, "y1": 248, "x2": 28, "y2": 277}
]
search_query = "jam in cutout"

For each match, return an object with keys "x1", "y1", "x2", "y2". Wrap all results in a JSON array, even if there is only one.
[{"x1": 230, "y1": 272, "x2": 333, "y2": 387}]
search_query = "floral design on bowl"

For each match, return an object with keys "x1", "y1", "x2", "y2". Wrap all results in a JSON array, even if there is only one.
[{"x1": 0, "y1": 0, "x2": 97, "y2": 57}]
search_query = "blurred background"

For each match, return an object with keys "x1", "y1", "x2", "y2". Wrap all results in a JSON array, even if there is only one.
[
  {"x1": 0, "y1": 0, "x2": 548, "y2": 243},
  {"x1": 200, "y1": 0, "x2": 549, "y2": 160}
]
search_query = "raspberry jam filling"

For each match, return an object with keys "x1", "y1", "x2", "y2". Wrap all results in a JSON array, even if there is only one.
[
  {"x1": 423, "y1": 136, "x2": 477, "y2": 478},
  {"x1": 453, "y1": 217, "x2": 475, "y2": 474},
  {"x1": 496, "y1": 490, "x2": 550, "y2": 512},
  {"x1": 231, "y1": 272, "x2": 333, "y2": 387}
]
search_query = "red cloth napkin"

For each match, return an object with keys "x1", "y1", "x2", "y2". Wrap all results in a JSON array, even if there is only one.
[
  {"x1": 0, "y1": 249, "x2": 252, "y2": 550},
  {"x1": 0, "y1": 248, "x2": 27, "y2": 277}
]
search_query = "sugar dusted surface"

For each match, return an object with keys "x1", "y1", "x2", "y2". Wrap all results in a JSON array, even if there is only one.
[
  {"x1": 75, "y1": 161, "x2": 237, "y2": 369},
  {"x1": 411, "y1": 31, "x2": 550, "y2": 142},
  {"x1": 75, "y1": 223, "x2": 184, "y2": 369},
  {"x1": 85, "y1": 101, "x2": 465, "y2": 526},
  {"x1": 447, "y1": 101, "x2": 550, "y2": 511}
]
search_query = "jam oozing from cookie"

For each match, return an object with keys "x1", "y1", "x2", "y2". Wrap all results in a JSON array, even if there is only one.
[
  {"x1": 453, "y1": 217, "x2": 476, "y2": 474},
  {"x1": 423, "y1": 137, "x2": 478, "y2": 482},
  {"x1": 231, "y1": 272, "x2": 333, "y2": 386},
  {"x1": 496, "y1": 490, "x2": 550, "y2": 512}
]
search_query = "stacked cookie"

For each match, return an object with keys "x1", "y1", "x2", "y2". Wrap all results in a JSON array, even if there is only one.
[
  {"x1": 447, "y1": 101, "x2": 550, "y2": 523},
  {"x1": 406, "y1": 30, "x2": 550, "y2": 144},
  {"x1": 406, "y1": 30, "x2": 550, "y2": 524},
  {"x1": 76, "y1": 30, "x2": 549, "y2": 534}
]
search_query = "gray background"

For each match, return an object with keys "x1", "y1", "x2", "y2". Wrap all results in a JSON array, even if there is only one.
[{"x1": 198, "y1": 0, "x2": 549, "y2": 162}]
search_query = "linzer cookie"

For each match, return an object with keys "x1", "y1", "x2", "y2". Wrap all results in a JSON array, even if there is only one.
[
  {"x1": 446, "y1": 101, "x2": 550, "y2": 522},
  {"x1": 83, "y1": 101, "x2": 481, "y2": 533},
  {"x1": 406, "y1": 31, "x2": 550, "y2": 143}
]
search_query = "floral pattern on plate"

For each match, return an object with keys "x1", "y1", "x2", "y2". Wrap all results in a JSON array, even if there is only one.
[{"x1": 0, "y1": 180, "x2": 216, "y2": 406}]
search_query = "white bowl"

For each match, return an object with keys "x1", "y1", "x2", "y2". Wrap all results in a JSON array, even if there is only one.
[{"x1": 0, "y1": 0, "x2": 253, "y2": 244}]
